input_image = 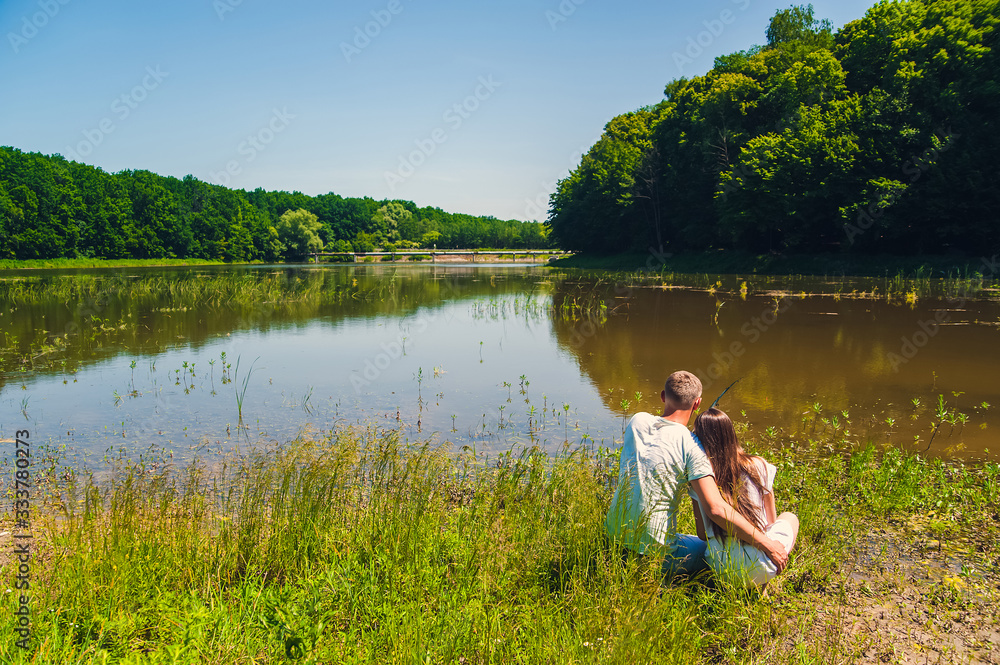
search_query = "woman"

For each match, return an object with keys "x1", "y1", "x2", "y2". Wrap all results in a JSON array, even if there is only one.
[{"x1": 690, "y1": 408, "x2": 799, "y2": 587}]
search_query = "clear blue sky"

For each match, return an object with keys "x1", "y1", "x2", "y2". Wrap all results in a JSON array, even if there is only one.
[{"x1": 1, "y1": 0, "x2": 878, "y2": 222}]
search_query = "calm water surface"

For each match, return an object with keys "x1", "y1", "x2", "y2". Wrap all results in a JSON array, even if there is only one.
[{"x1": 1, "y1": 264, "x2": 997, "y2": 469}]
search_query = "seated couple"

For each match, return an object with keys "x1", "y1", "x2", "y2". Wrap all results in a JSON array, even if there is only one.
[{"x1": 604, "y1": 370, "x2": 799, "y2": 587}]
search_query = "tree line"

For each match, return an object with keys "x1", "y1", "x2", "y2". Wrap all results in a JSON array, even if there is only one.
[
  {"x1": 547, "y1": 0, "x2": 1000, "y2": 257},
  {"x1": 0, "y1": 148, "x2": 549, "y2": 261}
]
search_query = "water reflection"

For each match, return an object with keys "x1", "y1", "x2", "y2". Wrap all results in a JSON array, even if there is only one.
[
  {"x1": 1, "y1": 265, "x2": 997, "y2": 469},
  {"x1": 550, "y1": 281, "x2": 1000, "y2": 459}
]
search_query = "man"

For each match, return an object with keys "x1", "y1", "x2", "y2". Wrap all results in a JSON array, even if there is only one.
[{"x1": 605, "y1": 370, "x2": 788, "y2": 576}]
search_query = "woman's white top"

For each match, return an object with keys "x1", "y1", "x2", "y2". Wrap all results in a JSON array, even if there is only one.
[{"x1": 689, "y1": 450, "x2": 784, "y2": 586}]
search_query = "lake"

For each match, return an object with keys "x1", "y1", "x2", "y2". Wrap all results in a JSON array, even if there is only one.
[{"x1": 1, "y1": 263, "x2": 997, "y2": 470}]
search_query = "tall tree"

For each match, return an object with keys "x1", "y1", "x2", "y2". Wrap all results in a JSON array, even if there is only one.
[
  {"x1": 276, "y1": 208, "x2": 323, "y2": 258},
  {"x1": 370, "y1": 202, "x2": 411, "y2": 243},
  {"x1": 766, "y1": 3, "x2": 834, "y2": 48}
]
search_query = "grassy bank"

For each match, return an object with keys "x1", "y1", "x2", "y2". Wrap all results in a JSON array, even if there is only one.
[
  {"x1": 549, "y1": 251, "x2": 995, "y2": 278},
  {"x1": 0, "y1": 254, "x2": 562, "y2": 271},
  {"x1": 2, "y1": 426, "x2": 998, "y2": 664},
  {"x1": 0, "y1": 258, "x2": 229, "y2": 271},
  {"x1": 4, "y1": 253, "x2": 990, "y2": 279}
]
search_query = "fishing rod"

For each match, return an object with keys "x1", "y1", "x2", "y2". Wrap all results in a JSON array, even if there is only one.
[{"x1": 709, "y1": 377, "x2": 742, "y2": 410}]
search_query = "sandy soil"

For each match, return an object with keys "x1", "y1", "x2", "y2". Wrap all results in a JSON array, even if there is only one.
[{"x1": 769, "y1": 523, "x2": 999, "y2": 664}]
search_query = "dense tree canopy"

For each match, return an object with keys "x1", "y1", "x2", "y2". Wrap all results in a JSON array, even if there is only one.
[
  {"x1": 0, "y1": 149, "x2": 549, "y2": 261},
  {"x1": 766, "y1": 4, "x2": 834, "y2": 48},
  {"x1": 547, "y1": 0, "x2": 1000, "y2": 257},
  {"x1": 276, "y1": 209, "x2": 324, "y2": 257}
]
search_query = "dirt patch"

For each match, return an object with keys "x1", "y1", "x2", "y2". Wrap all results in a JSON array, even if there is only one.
[{"x1": 772, "y1": 525, "x2": 999, "y2": 664}]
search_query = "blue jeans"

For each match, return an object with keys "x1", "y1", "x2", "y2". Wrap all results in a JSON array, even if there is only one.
[{"x1": 661, "y1": 534, "x2": 709, "y2": 578}]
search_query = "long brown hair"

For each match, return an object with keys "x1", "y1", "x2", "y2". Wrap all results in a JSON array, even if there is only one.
[{"x1": 694, "y1": 408, "x2": 766, "y2": 539}]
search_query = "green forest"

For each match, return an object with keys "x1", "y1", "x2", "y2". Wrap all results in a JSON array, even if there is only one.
[
  {"x1": 0, "y1": 148, "x2": 548, "y2": 261},
  {"x1": 547, "y1": 0, "x2": 999, "y2": 256}
]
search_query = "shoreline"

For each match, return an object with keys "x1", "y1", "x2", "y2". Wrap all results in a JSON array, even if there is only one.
[
  {"x1": 549, "y1": 251, "x2": 995, "y2": 278},
  {"x1": 0, "y1": 254, "x2": 563, "y2": 271},
  {"x1": 0, "y1": 258, "x2": 229, "y2": 271},
  {"x1": 5, "y1": 251, "x2": 994, "y2": 277}
]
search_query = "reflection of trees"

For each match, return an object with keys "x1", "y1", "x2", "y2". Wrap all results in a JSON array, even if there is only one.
[
  {"x1": 549, "y1": 284, "x2": 1000, "y2": 454},
  {"x1": 549, "y1": 283, "x2": 864, "y2": 420},
  {"x1": 0, "y1": 265, "x2": 549, "y2": 389},
  {"x1": 6, "y1": 267, "x2": 998, "y2": 454},
  {"x1": 550, "y1": 285, "x2": 722, "y2": 412}
]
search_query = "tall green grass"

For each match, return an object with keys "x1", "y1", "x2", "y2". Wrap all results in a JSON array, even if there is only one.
[{"x1": 2, "y1": 427, "x2": 997, "y2": 663}]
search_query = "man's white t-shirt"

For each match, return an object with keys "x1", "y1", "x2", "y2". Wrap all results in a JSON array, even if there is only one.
[{"x1": 605, "y1": 412, "x2": 715, "y2": 554}]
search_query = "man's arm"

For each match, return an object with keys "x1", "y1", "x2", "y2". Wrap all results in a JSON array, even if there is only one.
[
  {"x1": 692, "y1": 498, "x2": 707, "y2": 541},
  {"x1": 763, "y1": 491, "x2": 778, "y2": 527},
  {"x1": 752, "y1": 455, "x2": 779, "y2": 526},
  {"x1": 689, "y1": 476, "x2": 788, "y2": 572}
]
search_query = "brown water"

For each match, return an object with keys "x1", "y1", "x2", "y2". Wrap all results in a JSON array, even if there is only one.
[
  {"x1": 1, "y1": 264, "x2": 997, "y2": 468},
  {"x1": 552, "y1": 281, "x2": 999, "y2": 460}
]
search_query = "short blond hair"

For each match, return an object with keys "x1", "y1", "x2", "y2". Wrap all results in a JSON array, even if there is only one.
[{"x1": 664, "y1": 371, "x2": 702, "y2": 409}]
